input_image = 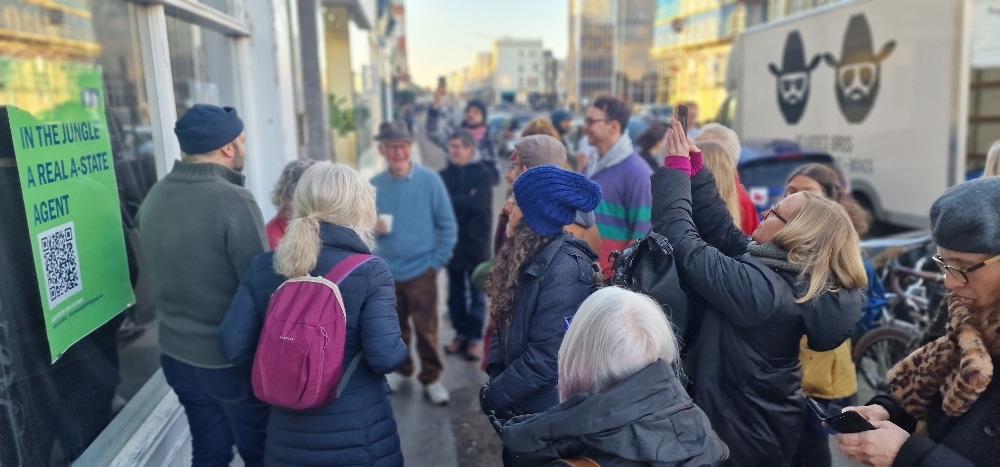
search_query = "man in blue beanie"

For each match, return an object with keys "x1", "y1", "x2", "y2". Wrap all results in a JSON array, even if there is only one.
[
  {"x1": 550, "y1": 108, "x2": 575, "y2": 167},
  {"x1": 138, "y1": 104, "x2": 268, "y2": 466}
]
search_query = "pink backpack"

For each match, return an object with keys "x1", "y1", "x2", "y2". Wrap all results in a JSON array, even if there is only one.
[{"x1": 251, "y1": 254, "x2": 374, "y2": 410}]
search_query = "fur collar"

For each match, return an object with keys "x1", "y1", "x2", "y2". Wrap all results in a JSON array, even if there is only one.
[{"x1": 889, "y1": 298, "x2": 1000, "y2": 417}]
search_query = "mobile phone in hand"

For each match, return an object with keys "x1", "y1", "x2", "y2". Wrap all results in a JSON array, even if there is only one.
[
  {"x1": 676, "y1": 105, "x2": 688, "y2": 135},
  {"x1": 806, "y1": 397, "x2": 876, "y2": 433}
]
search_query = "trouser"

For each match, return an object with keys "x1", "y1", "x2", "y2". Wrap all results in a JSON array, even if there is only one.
[
  {"x1": 394, "y1": 267, "x2": 443, "y2": 384},
  {"x1": 160, "y1": 354, "x2": 269, "y2": 467},
  {"x1": 447, "y1": 266, "x2": 486, "y2": 342}
]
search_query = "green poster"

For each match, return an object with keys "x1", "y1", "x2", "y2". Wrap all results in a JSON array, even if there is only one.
[{"x1": 4, "y1": 61, "x2": 134, "y2": 362}]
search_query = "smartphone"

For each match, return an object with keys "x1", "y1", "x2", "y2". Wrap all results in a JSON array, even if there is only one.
[
  {"x1": 806, "y1": 397, "x2": 876, "y2": 433},
  {"x1": 437, "y1": 76, "x2": 447, "y2": 90},
  {"x1": 676, "y1": 105, "x2": 688, "y2": 135}
]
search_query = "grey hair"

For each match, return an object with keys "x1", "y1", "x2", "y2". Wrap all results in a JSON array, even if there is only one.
[
  {"x1": 696, "y1": 123, "x2": 741, "y2": 165},
  {"x1": 271, "y1": 159, "x2": 319, "y2": 217},
  {"x1": 557, "y1": 286, "x2": 679, "y2": 402},
  {"x1": 273, "y1": 162, "x2": 377, "y2": 278},
  {"x1": 984, "y1": 140, "x2": 1000, "y2": 177}
]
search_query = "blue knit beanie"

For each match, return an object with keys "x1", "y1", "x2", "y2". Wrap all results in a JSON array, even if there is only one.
[
  {"x1": 930, "y1": 176, "x2": 1000, "y2": 254},
  {"x1": 551, "y1": 109, "x2": 572, "y2": 127},
  {"x1": 513, "y1": 165, "x2": 602, "y2": 236},
  {"x1": 174, "y1": 104, "x2": 244, "y2": 154}
]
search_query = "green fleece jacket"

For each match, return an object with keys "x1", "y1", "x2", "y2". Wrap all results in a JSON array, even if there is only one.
[{"x1": 138, "y1": 161, "x2": 266, "y2": 368}]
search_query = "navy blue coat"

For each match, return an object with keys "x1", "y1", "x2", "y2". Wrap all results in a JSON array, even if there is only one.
[
  {"x1": 220, "y1": 224, "x2": 408, "y2": 467},
  {"x1": 483, "y1": 234, "x2": 599, "y2": 415},
  {"x1": 652, "y1": 167, "x2": 864, "y2": 467}
]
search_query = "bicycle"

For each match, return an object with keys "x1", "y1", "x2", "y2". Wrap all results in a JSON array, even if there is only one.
[{"x1": 853, "y1": 236, "x2": 947, "y2": 396}]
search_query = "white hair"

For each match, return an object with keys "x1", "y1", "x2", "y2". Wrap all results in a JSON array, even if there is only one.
[
  {"x1": 985, "y1": 140, "x2": 1000, "y2": 177},
  {"x1": 557, "y1": 286, "x2": 679, "y2": 402},
  {"x1": 696, "y1": 123, "x2": 741, "y2": 165}
]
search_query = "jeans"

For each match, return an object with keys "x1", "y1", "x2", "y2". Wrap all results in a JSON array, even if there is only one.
[
  {"x1": 394, "y1": 267, "x2": 443, "y2": 384},
  {"x1": 160, "y1": 354, "x2": 269, "y2": 467},
  {"x1": 447, "y1": 266, "x2": 486, "y2": 342}
]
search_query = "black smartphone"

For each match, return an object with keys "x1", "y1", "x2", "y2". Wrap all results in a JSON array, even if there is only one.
[
  {"x1": 437, "y1": 76, "x2": 447, "y2": 90},
  {"x1": 676, "y1": 105, "x2": 688, "y2": 135},
  {"x1": 806, "y1": 397, "x2": 876, "y2": 433}
]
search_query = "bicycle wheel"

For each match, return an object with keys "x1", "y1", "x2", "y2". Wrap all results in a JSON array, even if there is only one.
[{"x1": 852, "y1": 327, "x2": 915, "y2": 397}]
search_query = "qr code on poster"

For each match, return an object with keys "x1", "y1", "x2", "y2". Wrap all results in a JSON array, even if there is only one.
[{"x1": 38, "y1": 221, "x2": 83, "y2": 308}]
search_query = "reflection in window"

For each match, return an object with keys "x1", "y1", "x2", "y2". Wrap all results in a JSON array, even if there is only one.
[{"x1": 0, "y1": 0, "x2": 155, "y2": 465}]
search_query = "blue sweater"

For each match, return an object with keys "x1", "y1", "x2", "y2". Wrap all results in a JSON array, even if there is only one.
[{"x1": 371, "y1": 163, "x2": 457, "y2": 281}]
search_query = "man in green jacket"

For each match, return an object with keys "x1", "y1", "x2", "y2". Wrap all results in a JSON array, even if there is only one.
[{"x1": 138, "y1": 104, "x2": 268, "y2": 467}]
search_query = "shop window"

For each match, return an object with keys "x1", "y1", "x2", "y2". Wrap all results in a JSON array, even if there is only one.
[{"x1": 0, "y1": 1, "x2": 157, "y2": 465}]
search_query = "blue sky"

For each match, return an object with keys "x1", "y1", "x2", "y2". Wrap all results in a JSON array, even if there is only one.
[{"x1": 407, "y1": 0, "x2": 569, "y2": 88}]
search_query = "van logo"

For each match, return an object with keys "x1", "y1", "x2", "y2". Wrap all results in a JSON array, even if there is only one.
[
  {"x1": 769, "y1": 30, "x2": 821, "y2": 125},
  {"x1": 823, "y1": 14, "x2": 895, "y2": 124}
]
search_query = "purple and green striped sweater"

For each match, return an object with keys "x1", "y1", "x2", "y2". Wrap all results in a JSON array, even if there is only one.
[{"x1": 590, "y1": 152, "x2": 653, "y2": 278}]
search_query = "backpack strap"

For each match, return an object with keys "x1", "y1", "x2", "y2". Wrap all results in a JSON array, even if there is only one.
[
  {"x1": 323, "y1": 253, "x2": 375, "y2": 284},
  {"x1": 324, "y1": 253, "x2": 375, "y2": 398}
]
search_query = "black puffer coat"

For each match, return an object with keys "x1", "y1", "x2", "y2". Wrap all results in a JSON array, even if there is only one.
[
  {"x1": 483, "y1": 234, "x2": 599, "y2": 415},
  {"x1": 652, "y1": 167, "x2": 864, "y2": 467},
  {"x1": 502, "y1": 359, "x2": 728, "y2": 466},
  {"x1": 220, "y1": 224, "x2": 408, "y2": 466}
]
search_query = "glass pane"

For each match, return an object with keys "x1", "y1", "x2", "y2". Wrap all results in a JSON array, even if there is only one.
[
  {"x1": 166, "y1": 16, "x2": 237, "y2": 117},
  {"x1": 0, "y1": 0, "x2": 158, "y2": 465}
]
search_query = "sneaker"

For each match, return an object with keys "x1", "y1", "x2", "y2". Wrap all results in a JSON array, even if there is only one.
[
  {"x1": 386, "y1": 373, "x2": 411, "y2": 393},
  {"x1": 443, "y1": 338, "x2": 466, "y2": 355},
  {"x1": 424, "y1": 381, "x2": 450, "y2": 405}
]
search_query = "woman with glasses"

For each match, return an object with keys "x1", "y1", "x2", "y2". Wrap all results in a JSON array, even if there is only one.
[
  {"x1": 838, "y1": 177, "x2": 1000, "y2": 467},
  {"x1": 651, "y1": 119, "x2": 867, "y2": 467}
]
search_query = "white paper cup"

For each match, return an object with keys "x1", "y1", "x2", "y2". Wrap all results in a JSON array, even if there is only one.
[{"x1": 379, "y1": 214, "x2": 394, "y2": 233}]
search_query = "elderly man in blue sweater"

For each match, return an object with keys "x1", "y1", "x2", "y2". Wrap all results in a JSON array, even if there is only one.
[{"x1": 371, "y1": 120, "x2": 458, "y2": 405}]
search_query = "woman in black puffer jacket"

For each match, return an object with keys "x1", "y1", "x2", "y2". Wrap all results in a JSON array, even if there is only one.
[{"x1": 652, "y1": 120, "x2": 867, "y2": 467}]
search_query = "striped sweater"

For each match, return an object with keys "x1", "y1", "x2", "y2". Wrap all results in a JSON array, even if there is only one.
[{"x1": 590, "y1": 152, "x2": 653, "y2": 278}]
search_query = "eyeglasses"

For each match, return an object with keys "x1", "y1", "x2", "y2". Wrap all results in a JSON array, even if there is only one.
[
  {"x1": 763, "y1": 205, "x2": 788, "y2": 224},
  {"x1": 507, "y1": 161, "x2": 522, "y2": 172},
  {"x1": 583, "y1": 117, "x2": 609, "y2": 126},
  {"x1": 932, "y1": 253, "x2": 1000, "y2": 284}
]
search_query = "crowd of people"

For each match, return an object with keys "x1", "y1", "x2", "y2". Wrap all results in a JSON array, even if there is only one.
[{"x1": 134, "y1": 99, "x2": 1000, "y2": 467}]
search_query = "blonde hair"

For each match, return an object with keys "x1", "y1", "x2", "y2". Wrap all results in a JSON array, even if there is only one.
[
  {"x1": 695, "y1": 123, "x2": 741, "y2": 165},
  {"x1": 557, "y1": 287, "x2": 679, "y2": 402},
  {"x1": 771, "y1": 192, "x2": 868, "y2": 303},
  {"x1": 273, "y1": 162, "x2": 377, "y2": 278},
  {"x1": 984, "y1": 140, "x2": 1000, "y2": 177},
  {"x1": 520, "y1": 118, "x2": 561, "y2": 140},
  {"x1": 699, "y1": 140, "x2": 742, "y2": 228}
]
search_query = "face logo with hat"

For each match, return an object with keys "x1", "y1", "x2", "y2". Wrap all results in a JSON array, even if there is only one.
[
  {"x1": 823, "y1": 14, "x2": 895, "y2": 124},
  {"x1": 769, "y1": 30, "x2": 821, "y2": 125}
]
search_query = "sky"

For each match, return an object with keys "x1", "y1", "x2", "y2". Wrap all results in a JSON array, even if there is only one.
[{"x1": 406, "y1": 0, "x2": 569, "y2": 88}]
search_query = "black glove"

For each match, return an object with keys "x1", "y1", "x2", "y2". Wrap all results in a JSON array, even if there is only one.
[
  {"x1": 487, "y1": 411, "x2": 505, "y2": 437},
  {"x1": 479, "y1": 384, "x2": 492, "y2": 415}
]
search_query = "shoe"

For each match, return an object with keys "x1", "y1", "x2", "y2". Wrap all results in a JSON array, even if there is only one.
[
  {"x1": 424, "y1": 381, "x2": 450, "y2": 405},
  {"x1": 463, "y1": 341, "x2": 483, "y2": 361},
  {"x1": 444, "y1": 338, "x2": 466, "y2": 355},
  {"x1": 386, "y1": 373, "x2": 411, "y2": 393}
]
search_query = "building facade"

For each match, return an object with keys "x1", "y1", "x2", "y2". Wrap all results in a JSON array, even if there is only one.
[
  {"x1": 492, "y1": 38, "x2": 544, "y2": 105},
  {"x1": 0, "y1": 1, "x2": 391, "y2": 465},
  {"x1": 567, "y1": 0, "x2": 659, "y2": 111}
]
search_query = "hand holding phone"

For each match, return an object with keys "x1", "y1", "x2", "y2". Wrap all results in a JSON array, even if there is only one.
[{"x1": 806, "y1": 397, "x2": 876, "y2": 433}]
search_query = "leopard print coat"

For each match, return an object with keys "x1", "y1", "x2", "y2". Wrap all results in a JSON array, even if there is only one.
[{"x1": 889, "y1": 298, "x2": 1000, "y2": 418}]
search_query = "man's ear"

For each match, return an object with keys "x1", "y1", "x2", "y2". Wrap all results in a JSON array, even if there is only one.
[{"x1": 219, "y1": 140, "x2": 236, "y2": 159}]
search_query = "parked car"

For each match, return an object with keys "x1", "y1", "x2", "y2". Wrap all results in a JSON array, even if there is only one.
[
  {"x1": 639, "y1": 104, "x2": 674, "y2": 123},
  {"x1": 737, "y1": 139, "x2": 847, "y2": 214},
  {"x1": 500, "y1": 112, "x2": 543, "y2": 157}
]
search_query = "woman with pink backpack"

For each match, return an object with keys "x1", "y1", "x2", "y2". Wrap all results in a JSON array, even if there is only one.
[{"x1": 220, "y1": 161, "x2": 407, "y2": 466}]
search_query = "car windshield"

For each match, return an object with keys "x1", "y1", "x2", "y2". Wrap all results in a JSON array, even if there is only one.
[{"x1": 739, "y1": 156, "x2": 837, "y2": 188}]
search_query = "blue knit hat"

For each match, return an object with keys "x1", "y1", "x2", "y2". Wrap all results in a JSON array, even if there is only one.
[
  {"x1": 930, "y1": 176, "x2": 1000, "y2": 254},
  {"x1": 551, "y1": 109, "x2": 572, "y2": 127},
  {"x1": 174, "y1": 104, "x2": 244, "y2": 154},
  {"x1": 513, "y1": 165, "x2": 602, "y2": 236}
]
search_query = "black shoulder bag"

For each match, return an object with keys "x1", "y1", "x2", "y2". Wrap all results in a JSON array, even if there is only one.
[{"x1": 609, "y1": 231, "x2": 690, "y2": 337}]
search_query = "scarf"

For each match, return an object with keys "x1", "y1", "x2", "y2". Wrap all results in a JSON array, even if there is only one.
[
  {"x1": 888, "y1": 297, "x2": 1000, "y2": 418},
  {"x1": 585, "y1": 131, "x2": 633, "y2": 177},
  {"x1": 746, "y1": 241, "x2": 803, "y2": 274}
]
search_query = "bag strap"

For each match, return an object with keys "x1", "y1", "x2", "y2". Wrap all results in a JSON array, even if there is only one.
[
  {"x1": 324, "y1": 253, "x2": 374, "y2": 397},
  {"x1": 323, "y1": 253, "x2": 375, "y2": 284},
  {"x1": 335, "y1": 353, "x2": 363, "y2": 397},
  {"x1": 550, "y1": 457, "x2": 600, "y2": 467}
]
